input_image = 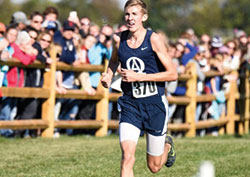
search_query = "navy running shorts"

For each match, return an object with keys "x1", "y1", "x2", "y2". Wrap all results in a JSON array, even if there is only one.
[{"x1": 118, "y1": 94, "x2": 169, "y2": 136}]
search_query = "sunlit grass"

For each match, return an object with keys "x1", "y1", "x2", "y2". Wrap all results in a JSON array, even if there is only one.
[{"x1": 0, "y1": 134, "x2": 250, "y2": 177}]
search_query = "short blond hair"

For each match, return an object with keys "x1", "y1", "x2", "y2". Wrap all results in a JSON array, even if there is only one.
[{"x1": 124, "y1": 0, "x2": 148, "y2": 15}]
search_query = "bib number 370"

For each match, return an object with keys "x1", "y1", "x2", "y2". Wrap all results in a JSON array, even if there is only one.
[{"x1": 132, "y1": 81, "x2": 158, "y2": 98}]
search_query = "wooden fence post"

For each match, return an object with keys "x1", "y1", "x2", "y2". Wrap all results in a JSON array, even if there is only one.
[
  {"x1": 41, "y1": 46, "x2": 58, "y2": 138},
  {"x1": 226, "y1": 71, "x2": 237, "y2": 135},
  {"x1": 185, "y1": 62, "x2": 197, "y2": 137},
  {"x1": 218, "y1": 110, "x2": 226, "y2": 135},
  {"x1": 244, "y1": 70, "x2": 250, "y2": 134},
  {"x1": 95, "y1": 59, "x2": 109, "y2": 137}
]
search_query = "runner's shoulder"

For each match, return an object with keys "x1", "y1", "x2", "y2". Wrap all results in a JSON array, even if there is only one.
[{"x1": 150, "y1": 32, "x2": 165, "y2": 51}]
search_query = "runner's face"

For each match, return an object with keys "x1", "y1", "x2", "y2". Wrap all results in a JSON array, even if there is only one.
[{"x1": 125, "y1": 5, "x2": 144, "y2": 32}]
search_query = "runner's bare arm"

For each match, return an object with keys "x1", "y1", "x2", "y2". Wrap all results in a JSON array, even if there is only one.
[{"x1": 101, "y1": 34, "x2": 120, "y2": 88}]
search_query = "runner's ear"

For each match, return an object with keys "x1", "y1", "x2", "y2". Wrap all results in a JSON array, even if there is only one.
[{"x1": 142, "y1": 14, "x2": 148, "y2": 22}]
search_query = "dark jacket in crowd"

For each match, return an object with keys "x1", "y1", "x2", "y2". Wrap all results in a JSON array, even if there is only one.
[
  {"x1": 53, "y1": 30, "x2": 76, "y2": 64},
  {"x1": 25, "y1": 42, "x2": 46, "y2": 87}
]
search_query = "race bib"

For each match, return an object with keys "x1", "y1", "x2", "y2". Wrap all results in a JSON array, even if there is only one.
[{"x1": 132, "y1": 81, "x2": 158, "y2": 98}]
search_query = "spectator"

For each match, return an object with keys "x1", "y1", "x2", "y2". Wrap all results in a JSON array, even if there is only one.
[
  {"x1": 67, "y1": 11, "x2": 81, "y2": 31},
  {"x1": 42, "y1": 6, "x2": 60, "y2": 31},
  {"x1": 218, "y1": 45, "x2": 240, "y2": 73},
  {"x1": 14, "y1": 31, "x2": 37, "y2": 57},
  {"x1": 89, "y1": 24, "x2": 100, "y2": 38},
  {"x1": 225, "y1": 40, "x2": 237, "y2": 57},
  {"x1": 170, "y1": 42, "x2": 187, "y2": 136},
  {"x1": 0, "y1": 22, "x2": 6, "y2": 39},
  {"x1": 173, "y1": 42, "x2": 186, "y2": 95},
  {"x1": 210, "y1": 35, "x2": 223, "y2": 57},
  {"x1": 185, "y1": 28, "x2": 199, "y2": 45},
  {"x1": 43, "y1": 7, "x2": 58, "y2": 21},
  {"x1": 165, "y1": 43, "x2": 178, "y2": 118},
  {"x1": 178, "y1": 37, "x2": 198, "y2": 66},
  {"x1": 189, "y1": 46, "x2": 206, "y2": 123},
  {"x1": 17, "y1": 30, "x2": 53, "y2": 138},
  {"x1": 200, "y1": 33, "x2": 211, "y2": 52},
  {"x1": 0, "y1": 25, "x2": 18, "y2": 86},
  {"x1": 44, "y1": 21, "x2": 58, "y2": 37},
  {"x1": 37, "y1": 31, "x2": 53, "y2": 65},
  {"x1": 0, "y1": 22, "x2": 8, "y2": 87},
  {"x1": 0, "y1": 30, "x2": 36, "y2": 138},
  {"x1": 0, "y1": 23, "x2": 8, "y2": 57},
  {"x1": 73, "y1": 34, "x2": 96, "y2": 95},
  {"x1": 54, "y1": 20, "x2": 77, "y2": 93},
  {"x1": 0, "y1": 25, "x2": 17, "y2": 137},
  {"x1": 29, "y1": 11, "x2": 44, "y2": 33},
  {"x1": 25, "y1": 27, "x2": 50, "y2": 67},
  {"x1": 53, "y1": 20, "x2": 79, "y2": 137},
  {"x1": 10, "y1": 11, "x2": 29, "y2": 31},
  {"x1": 113, "y1": 23, "x2": 128, "y2": 44},
  {"x1": 15, "y1": 27, "x2": 49, "y2": 138},
  {"x1": 76, "y1": 24, "x2": 113, "y2": 135},
  {"x1": 79, "y1": 17, "x2": 91, "y2": 38}
]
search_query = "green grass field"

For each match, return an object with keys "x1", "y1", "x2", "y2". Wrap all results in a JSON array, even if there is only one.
[{"x1": 0, "y1": 134, "x2": 250, "y2": 177}]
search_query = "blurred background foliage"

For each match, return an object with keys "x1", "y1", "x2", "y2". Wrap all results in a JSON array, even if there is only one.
[{"x1": 0, "y1": 0, "x2": 250, "y2": 38}]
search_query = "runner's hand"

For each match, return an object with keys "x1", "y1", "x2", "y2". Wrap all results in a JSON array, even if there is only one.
[
  {"x1": 121, "y1": 68, "x2": 139, "y2": 82},
  {"x1": 101, "y1": 73, "x2": 112, "y2": 88}
]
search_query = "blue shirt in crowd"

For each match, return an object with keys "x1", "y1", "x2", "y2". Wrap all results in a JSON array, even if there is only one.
[{"x1": 88, "y1": 42, "x2": 112, "y2": 88}]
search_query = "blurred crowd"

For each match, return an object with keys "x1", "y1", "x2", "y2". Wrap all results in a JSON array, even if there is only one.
[
  {"x1": 0, "y1": 7, "x2": 249, "y2": 138},
  {"x1": 164, "y1": 28, "x2": 250, "y2": 137}
]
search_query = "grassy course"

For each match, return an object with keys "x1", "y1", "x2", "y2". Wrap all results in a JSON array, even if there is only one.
[{"x1": 0, "y1": 134, "x2": 250, "y2": 177}]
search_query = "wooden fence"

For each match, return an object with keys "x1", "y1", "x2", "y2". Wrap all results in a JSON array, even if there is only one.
[{"x1": 0, "y1": 46, "x2": 249, "y2": 138}]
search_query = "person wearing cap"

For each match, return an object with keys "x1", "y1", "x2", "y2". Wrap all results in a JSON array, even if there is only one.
[
  {"x1": 210, "y1": 35, "x2": 223, "y2": 58},
  {"x1": 10, "y1": 11, "x2": 29, "y2": 31},
  {"x1": 54, "y1": 20, "x2": 76, "y2": 66},
  {"x1": 53, "y1": 20, "x2": 80, "y2": 137},
  {"x1": 44, "y1": 21, "x2": 58, "y2": 36},
  {"x1": 53, "y1": 20, "x2": 77, "y2": 93}
]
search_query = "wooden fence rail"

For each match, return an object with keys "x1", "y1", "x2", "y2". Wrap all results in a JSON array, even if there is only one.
[{"x1": 0, "y1": 46, "x2": 249, "y2": 137}]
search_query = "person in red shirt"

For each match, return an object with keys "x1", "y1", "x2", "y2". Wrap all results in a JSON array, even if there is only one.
[
  {"x1": 0, "y1": 29, "x2": 37, "y2": 138},
  {"x1": 8, "y1": 31, "x2": 37, "y2": 87}
]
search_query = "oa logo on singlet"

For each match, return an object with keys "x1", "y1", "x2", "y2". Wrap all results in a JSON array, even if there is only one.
[{"x1": 126, "y1": 57, "x2": 145, "y2": 73}]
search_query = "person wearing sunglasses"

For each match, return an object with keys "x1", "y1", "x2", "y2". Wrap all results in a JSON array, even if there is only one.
[
  {"x1": 79, "y1": 17, "x2": 91, "y2": 39},
  {"x1": 29, "y1": 11, "x2": 44, "y2": 33},
  {"x1": 38, "y1": 31, "x2": 53, "y2": 63}
]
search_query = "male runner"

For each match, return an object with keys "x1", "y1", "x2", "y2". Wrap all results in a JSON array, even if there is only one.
[{"x1": 101, "y1": 0, "x2": 178, "y2": 176}]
